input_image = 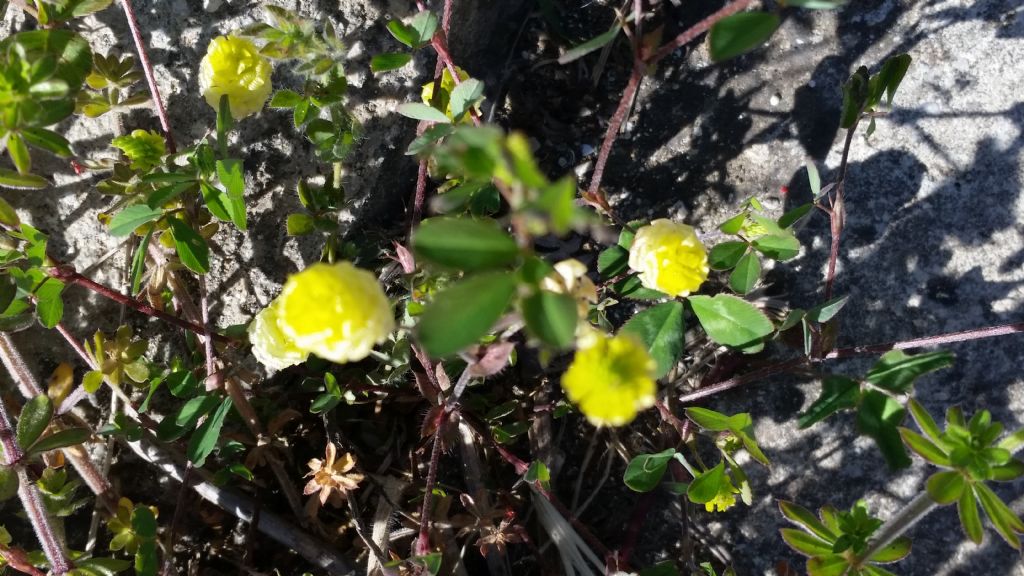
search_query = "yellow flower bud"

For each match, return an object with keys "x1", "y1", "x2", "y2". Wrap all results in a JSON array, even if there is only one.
[
  {"x1": 275, "y1": 262, "x2": 395, "y2": 365},
  {"x1": 627, "y1": 219, "x2": 709, "y2": 297},
  {"x1": 560, "y1": 332, "x2": 657, "y2": 427},
  {"x1": 248, "y1": 300, "x2": 309, "y2": 371},
  {"x1": 199, "y1": 35, "x2": 273, "y2": 120}
]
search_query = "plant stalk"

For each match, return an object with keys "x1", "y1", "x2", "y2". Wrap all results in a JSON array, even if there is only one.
[{"x1": 855, "y1": 492, "x2": 936, "y2": 565}]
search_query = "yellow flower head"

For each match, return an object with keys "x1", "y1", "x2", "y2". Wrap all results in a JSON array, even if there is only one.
[
  {"x1": 199, "y1": 35, "x2": 273, "y2": 120},
  {"x1": 248, "y1": 300, "x2": 309, "y2": 370},
  {"x1": 704, "y1": 473, "x2": 740, "y2": 513},
  {"x1": 421, "y1": 66, "x2": 472, "y2": 121},
  {"x1": 560, "y1": 333, "x2": 657, "y2": 426},
  {"x1": 276, "y1": 262, "x2": 395, "y2": 365},
  {"x1": 627, "y1": 219, "x2": 709, "y2": 297}
]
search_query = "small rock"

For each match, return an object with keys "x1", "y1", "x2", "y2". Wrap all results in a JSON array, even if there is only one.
[
  {"x1": 203, "y1": 0, "x2": 223, "y2": 12},
  {"x1": 347, "y1": 41, "x2": 366, "y2": 60},
  {"x1": 580, "y1": 144, "x2": 595, "y2": 156},
  {"x1": 769, "y1": 92, "x2": 781, "y2": 107}
]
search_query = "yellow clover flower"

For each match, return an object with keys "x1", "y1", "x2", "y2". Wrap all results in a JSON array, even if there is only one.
[
  {"x1": 627, "y1": 219, "x2": 709, "y2": 297},
  {"x1": 248, "y1": 262, "x2": 394, "y2": 369},
  {"x1": 277, "y1": 262, "x2": 395, "y2": 364},
  {"x1": 421, "y1": 66, "x2": 472, "y2": 122},
  {"x1": 560, "y1": 332, "x2": 657, "y2": 426},
  {"x1": 199, "y1": 35, "x2": 272, "y2": 120},
  {"x1": 248, "y1": 300, "x2": 309, "y2": 371}
]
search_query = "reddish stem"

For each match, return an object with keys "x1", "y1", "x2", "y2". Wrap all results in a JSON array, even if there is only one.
[
  {"x1": 49, "y1": 266, "x2": 236, "y2": 345},
  {"x1": 120, "y1": 0, "x2": 176, "y2": 153},
  {"x1": 586, "y1": 64, "x2": 643, "y2": 202},
  {"x1": 679, "y1": 320, "x2": 1024, "y2": 404},
  {"x1": 644, "y1": 0, "x2": 756, "y2": 66}
]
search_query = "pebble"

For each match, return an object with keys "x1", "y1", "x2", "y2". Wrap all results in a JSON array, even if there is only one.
[{"x1": 769, "y1": 92, "x2": 782, "y2": 107}]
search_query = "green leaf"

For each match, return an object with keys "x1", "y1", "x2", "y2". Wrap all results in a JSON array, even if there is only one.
[
  {"x1": 216, "y1": 94, "x2": 233, "y2": 149},
  {"x1": 687, "y1": 461, "x2": 726, "y2": 504},
  {"x1": 0, "y1": 196, "x2": 19, "y2": 226},
  {"x1": 0, "y1": 168, "x2": 47, "y2": 190},
  {"x1": 856, "y1": 390, "x2": 911, "y2": 469},
  {"x1": 840, "y1": 67, "x2": 870, "y2": 129},
  {"x1": 798, "y1": 375, "x2": 861, "y2": 428},
  {"x1": 413, "y1": 217, "x2": 519, "y2": 271},
  {"x1": 613, "y1": 275, "x2": 668, "y2": 300},
  {"x1": 0, "y1": 275, "x2": 15, "y2": 315},
  {"x1": 186, "y1": 396, "x2": 232, "y2": 467},
  {"x1": 778, "y1": 203, "x2": 813, "y2": 229},
  {"x1": 398, "y1": 102, "x2": 451, "y2": 123},
  {"x1": 865, "y1": 350, "x2": 953, "y2": 394},
  {"x1": 167, "y1": 218, "x2": 209, "y2": 274},
  {"x1": 708, "y1": 12, "x2": 780, "y2": 61},
  {"x1": 685, "y1": 407, "x2": 732, "y2": 431},
  {"x1": 719, "y1": 213, "x2": 746, "y2": 235},
  {"x1": 7, "y1": 133, "x2": 31, "y2": 174},
  {"x1": 709, "y1": 241, "x2": 748, "y2": 270},
  {"x1": 991, "y1": 460, "x2": 1024, "y2": 482},
  {"x1": 752, "y1": 233, "x2": 800, "y2": 261},
  {"x1": 269, "y1": 89, "x2": 302, "y2": 109},
  {"x1": 806, "y1": 162, "x2": 821, "y2": 197},
  {"x1": 35, "y1": 288, "x2": 64, "y2": 328},
  {"x1": 597, "y1": 244, "x2": 630, "y2": 278},
  {"x1": 27, "y1": 427, "x2": 90, "y2": 454},
  {"x1": 524, "y1": 460, "x2": 550, "y2": 490},
  {"x1": 129, "y1": 229, "x2": 152, "y2": 296},
  {"x1": 925, "y1": 470, "x2": 965, "y2": 504},
  {"x1": 689, "y1": 294, "x2": 774, "y2": 351},
  {"x1": 0, "y1": 465, "x2": 17, "y2": 501},
  {"x1": 522, "y1": 290, "x2": 577, "y2": 349},
  {"x1": 780, "y1": 528, "x2": 833, "y2": 556},
  {"x1": 958, "y1": 485, "x2": 983, "y2": 543},
  {"x1": 70, "y1": 557, "x2": 133, "y2": 576},
  {"x1": 623, "y1": 448, "x2": 676, "y2": 492},
  {"x1": 386, "y1": 20, "x2": 418, "y2": 48},
  {"x1": 286, "y1": 213, "x2": 315, "y2": 236},
  {"x1": 83, "y1": 370, "x2": 104, "y2": 394},
  {"x1": 778, "y1": 500, "x2": 835, "y2": 542},
  {"x1": 805, "y1": 295, "x2": 849, "y2": 323},
  {"x1": 899, "y1": 427, "x2": 950, "y2": 466},
  {"x1": 417, "y1": 272, "x2": 518, "y2": 357},
  {"x1": 869, "y1": 536, "x2": 912, "y2": 563},
  {"x1": 21, "y1": 128, "x2": 71, "y2": 157},
  {"x1": 975, "y1": 482, "x2": 1024, "y2": 548},
  {"x1": 729, "y1": 251, "x2": 760, "y2": 294},
  {"x1": 215, "y1": 159, "x2": 247, "y2": 229},
  {"x1": 621, "y1": 301, "x2": 684, "y2": 378},
  {"x1": 17, "y1": 394, "x2": 53, "y2": 449},
  {"x1": 409, "y1": 10, "x2": 439, "y2": 46},
  {"x1": 371, "y1": 52, "x2": 412, "y2": 73},
  {"x1": 907, "y1": 398, "x2": 944, "y2": 444},
  {"x1": 875, "y1": 54, "x2": 912, "y2": 106},
  {"x1": 132, "y1": 506, "x2": 158, "y2": 576},
  {"x1": 449, "y1": 78, "x2": 484, "y2": 121},
  {"x1": 805, "y1": 555, "x2": 852, "y2": 576},
  {"x1": 108, "y1": 204, "x2": 162, "y2": 237},
  {"x1": 558, "y1": 21, "x2": 623, "y2": 64}
]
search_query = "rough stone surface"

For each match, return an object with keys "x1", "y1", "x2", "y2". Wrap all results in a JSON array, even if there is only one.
[{"x1": 1, "y1": 0, "x2": 1023, "y2": 574}]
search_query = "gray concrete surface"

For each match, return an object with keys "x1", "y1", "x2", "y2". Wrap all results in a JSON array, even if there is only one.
[{"x1": 2, "y1": 0, "x2": 1023, "y2": 574}]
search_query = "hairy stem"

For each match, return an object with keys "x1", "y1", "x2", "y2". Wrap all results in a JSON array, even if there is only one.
[
  {"x1": 48, "y1": 266, "x2": 236, "y2": 345},
  {"x1": 825, "y1": 124, "x2": 858, "y2": 300},
  {"x1": 679, "y1": 320, "x2": 1024, "y2": 403},
  {"x1": 120, "y1": 0, "x2": 176, "y2": 152},
  {"x1": 645, "y1": 0, "x2": 756, "y2": 66},
  {"x1": 855, "y1": 492, "x2": 936, "y2": 565}
]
